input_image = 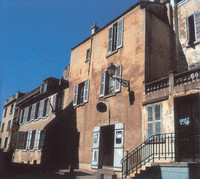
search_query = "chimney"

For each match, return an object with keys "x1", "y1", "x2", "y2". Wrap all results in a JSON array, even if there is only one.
[{"x1": 91, "y1": 22, "x2": 99, "y2": 35}]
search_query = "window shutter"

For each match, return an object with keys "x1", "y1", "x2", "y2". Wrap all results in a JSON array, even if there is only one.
[
  {"x1": 23, "y1": 132, "x2": 28, "y2": 149},
  {"x1": 83, "y1": 79, "x2": 90, "y2": 103},
  {"x1": 39, "y1": 100, "x2": 45, "y2": 118},
  {"x1": 99, "y1": 72, "x2": 106, "y2": 97},
  {"x1": 34, "y1": 130, "x2": 41, "y2": 149},
  {"x1": 53, "y1": 94, "x2": 57, "y2": 111},
  {"x1": 26, "y1": 131, "x2": 32, "y2": 150},
  {"x1": 107, "y1": 26, "x2": 113, "y2": 53},
  {"x1": 73, "y1": 85, "x2": 79, "y2": 106},
  {"x1": 117, "y1": 19, "x2": 124, "y2": 49},
  {"x1": 46, "y1": 97, "x2": 50, "y2": 115},
  {"x1": 39, "y1": 130, "x2": 45, "y2": 149},
  {"x1": 187, "y1": 15, "x2": 195, "y2": 44},
  {"x1": 19, "y1": 109, "x2": 24, "y2": 125},
  {"x1": 112, "y1": 23, "x2": 118, "y2": 51},
  {"x1": 194, "y1": 12, "x2": 200, "y2": 41},
  {"x1": 115, "y1": 65, "x2": 122, "y2": 92},
  {"x1": 23, "y1": 108, "x2": 28, "y2": 123},
  {"x1": 30, "y1": 130, "x2": 36, "y2": 149},
  {"x1": 31, "y1": 104, "x2": 36, "y2": 121}
]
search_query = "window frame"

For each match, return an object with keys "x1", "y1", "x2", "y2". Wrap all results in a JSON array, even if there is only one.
[
  {"x1": 147, "y1": 104, "x2": 162, "y2": 139},
  {"x1": 107, "y1": 18, "x2": 124, "y2": 54},
  {"x1": 73, "y1": 79, "x2": 90, "y2": 106},
  {"x1": 99, "y1": 65, "x2": 122, "y2": 97},
  {"x1": 3, "y1": 108, "x2": 7, "y2": 118}
]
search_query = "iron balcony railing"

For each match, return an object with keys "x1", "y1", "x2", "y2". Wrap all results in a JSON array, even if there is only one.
[{"x1": 121, "y1": 133, "x2": 175, "y2": 178}]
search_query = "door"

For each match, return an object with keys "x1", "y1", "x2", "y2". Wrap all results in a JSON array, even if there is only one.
[{"x1": 175, "y1": 94, "x2": 200, "y2": 162}]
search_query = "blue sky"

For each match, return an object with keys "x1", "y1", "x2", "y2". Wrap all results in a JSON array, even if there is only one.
[{"x1": 0, "y1": 0, "x2": 138, "y2": 119}]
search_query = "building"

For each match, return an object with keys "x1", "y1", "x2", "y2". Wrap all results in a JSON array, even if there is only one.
[
  {"x1": 0, "y1": 91, "x2": 24, "y2": 152},
  {"x1": 12, "y1": 68, "x2": 75, "y2": 169}
]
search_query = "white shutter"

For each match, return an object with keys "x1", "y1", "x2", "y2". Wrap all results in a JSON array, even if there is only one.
[
  {"x1": 46, "y1": 97, "x2": 50, "y2": 116},
  {"x1": 73, "y1": 85, "x2": 79, "y2": 106},
  {"x1": 34, "y1": 130, "x2": 40, "y2": 149},
  {"x1": 53, "y1": 94, "x2": 57, "y2": 111},
  {"x1": 117, "y1": 19, "x2": 124, "y2": 49},
  {"x1": 83, "y1": 79, "x2": 90, "y2": 103},
  {"x1": 113, "y1": 123, "x2": 124, "y2": 169},
  {"x1": 115, "y1": 65, "x2": 122, "y2": 92},
  {"x1": 19, "y1": 109, "x2": 24, "y2": 125},
  {"x1": 99, "y1": 72, "x2": 106, "y2": 97},
  {"x1": 31, "y1": 104, "x2": 36, "y2": 121},
  {"x1": 23, "y1": 107, "x2": 28, "y2": 123},
  {"x1": 26, "y1": 131, "x2": 32, "y2": 150},
  {"x1": 91, "y1": 126, "x2": 101, "y2": 169},
  {"x1": 194, "y1": 12, "x2": 200, "y2": 41},
  {"x1": 39, "y1": 100, "x2": 44, "y2": 118},
  {"x1": 107, "y1": 26, "x2": 113, "y2": 53}
]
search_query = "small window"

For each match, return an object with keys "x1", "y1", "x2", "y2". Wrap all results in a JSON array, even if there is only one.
[
  {"x1": 107, "y1": 19, "x2": 124, "y2": 53},
  {"x1": 42, "y1": 83, "x2": 47, "y2": 93},
  {"x1": 3, "y1": 108, "x2": 7, "y2": 118},
  {"x1": 1, "y1": 123, "x2": 5, "y2": 132},
  {"x1": 7, "y1": 120, "x2": 11, "y2": 131},
  {"x1": 99, "y1": 65, "x2": 122, "y2": 97},
  {"x1": 10, "y1": 104, "x2": 14, "y2": 114},
  {"x1": 4, "y1": 137, "x2": 8, "y2": 148},
  {"x1": 85, "y1": 48, "x2": 90, "y2": 62},
  {"x1": 73, "y1": 79, "x2": 90, "y2": 106},
  {"x1": 147, "y1": 105, "x2": 162, "y2": 139},
  {"x1": 187, "y1": 11, "x2": 200, "y2": 45}
]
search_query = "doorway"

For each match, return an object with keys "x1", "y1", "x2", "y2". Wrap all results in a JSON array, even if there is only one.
[
  {"x1": 174, "y1": 93, "x2": 200, "y2": 162},
  {"x1": 99, "y1": 125, "x2": 114, "y2": 167}
]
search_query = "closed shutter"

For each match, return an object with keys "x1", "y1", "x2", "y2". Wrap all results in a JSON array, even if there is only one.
[
  {"x1": 39, "y1": 100, "x2": 45, "y2": 118},
  {"x1": 147, "y1": 107, "x2": 153, "y2": 138},
  {"x1": 107, "y1": 26, "x2": 113, "y2": 53},
  {"x1": 115, "y1": 65, "x2": 122, "y2": 92},
  {"x1": 31, "y1": 104, "x2": 36, "y2": 121},
  {"x1": 83, "y1": 79, "x2": 90, "y2": 103},
  {"x1": 16, "y1": 132, "x2": 25, "y2": 149},
  {"x1": 91, "y1": 126, "x2": 101, "y2": 169},
  {"x1": 113, "y1": 123, "x2": 124, "y2": 169},
  {"x1": 73, "y1": 85, "x2": 79, "y2": 106},
  {"x1": 112, "y1": 22, "x2": 118, "y2": 51},
  {"x1": 26, "y1": 131, "x2": 32, "y2": 150},
  {"x1": 23, "y1": 132, "x2": 28, "y2": 149},
  {"x1": 53, "y1": 94, "x2": 57, "y2": 111},
  {"x1": 99, "y1": 72, "x2": 106, "y2": 97},
  {"x1": 194, "y1": 12, "x2": 200, "y2": 41},
  {"x1": 19, "y1": 109, "x2": 24, "y2": 125},
  {"x1": 117, "y1": 19, "x2": 124, "y2": 49},
  {"x1": 34, "y1": 130, "x2": 41, "y2": 149},
  {"x1": 154, "y1": 105, "x2": 161, "y2": 135},
  {"x1": 30, "y1": 130, "x2": 36, "y2": 149},
  {"x1": 38, "y1": 130, "x2": 45, "y2": 149},
  {"x1": 187, "y1": 15, "x2": 195, "y2": 44},
  {"x1": 46, "y1": 97, "x2": 50, "y2": 116},
  {"x1": 23, "y1": 107, "x2": 28, "y2": 123}
]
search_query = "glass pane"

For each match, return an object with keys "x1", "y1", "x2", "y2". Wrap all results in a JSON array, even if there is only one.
[
  {"x1": 148, "y1": 123, "x2": 153, "y2": 138},
  {"x1": 155, "y1": 122, "x2": 161, "y2": 135},
  {"x1": 148, "y1": 107, "x2": 153, "y2": 122},
  {"x1": 155, "y1": 105, "x2": 160, "y2": 121},
  {"x1": 116, "y1": 131, "x2": 122, "y2": 144}
]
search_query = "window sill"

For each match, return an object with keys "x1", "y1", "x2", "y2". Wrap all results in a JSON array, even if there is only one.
[
  {"x1": 186, "y1": 39, "x2": 200, "y2": 48},
  {"x1": 106, "y1": 49, "x2": 118, "y2": 58},
  {"x1": 74, "y1": 102, "x2": 88, "y2": 108},
  {"x1": 101, "y1": 93, "x2": 116, "y2": 99}
]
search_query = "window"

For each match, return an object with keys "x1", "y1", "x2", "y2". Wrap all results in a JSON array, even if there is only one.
[
  {"x1": 16, "y1": 131, "x2": 28, "y2": 149},
  {"x1": 42, "y1": 83, "x2": 47, "y2": 94},
  {"x1": 147, "y1": 105, "x2": 162, "y2": 139},
  {"x1": 43, "y1": 98, "x2": 50, "y2": 116},
  {"x1": 26, "y1": 131, "x2": 32, "y2": 150},
  {"x1": 1, "y1": 123, "x2": 5, "y2": 132},
  {"x1": 4, "y1": 137, "x2": 8, "y2": 148},
  {"x1": 107, "y1": 19, "x2": 124, "y2": 53},
  {"x1": 38, "y1": 100, "x2": 45, "y2": 118},
  {"x1": 10, "y1": 104, "x2": 14, "y2": 114},
  {"x1": 7, "y1": 120, "x2": 11, "y2": 131},
  {"x1": 3, "y1": 108, "x2": 7, "y2": 117},
  {"x1": 30, "y1": 130, "x2": 36, "y2": 149},
  {"x1": 73, "y1": 79, "x2": 90, "y2": 106},
  {"x1": 19, "y1": 109, "x2": 24, "y2": 125},
  {"x1": 35, "y1": 102, "x2": 40, "y2": 119},
  {"x1": 86, "y1": 48, "x2": 90, "y2": 62},
  {"x1": 27, "y1": 106, "x2": 32, "y2": 122},
  {"x1": 187, "y1": 11, "x2": 200, "y2": 44},
  {"x1": 99, "y1": 65, "x2": 122, "y2": 97}
]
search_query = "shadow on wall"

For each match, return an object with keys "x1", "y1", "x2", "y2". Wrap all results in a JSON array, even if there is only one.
[
  {"x1": 177, "y1": 41, "x2": 188, "y2": 73},
  {"x1": 41, "y1": 101, "x2": 79, "y2": 171}
]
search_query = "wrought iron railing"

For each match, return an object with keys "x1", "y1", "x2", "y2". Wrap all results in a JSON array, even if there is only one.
[
  {"x1": 121, "y1": 133, "x2": 175, "y2": 178},
  {"x1": 145, "y1": 77, "x2": 169, "y2": 94},
  {"x1": 174, "y1": 68, "x2": 200, "y2": 86}
]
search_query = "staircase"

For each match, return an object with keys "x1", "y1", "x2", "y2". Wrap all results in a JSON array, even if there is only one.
[{"x1": 121, "y1": 133, "x2": 175, "y2": 178}]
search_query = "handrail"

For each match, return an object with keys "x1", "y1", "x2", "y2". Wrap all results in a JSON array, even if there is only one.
[{"x1": 121, "y1": 133, "x2": 175, "y2": 178}]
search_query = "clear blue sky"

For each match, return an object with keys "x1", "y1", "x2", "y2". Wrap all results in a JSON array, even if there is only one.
[{"x1": 0, "y1": 0, "x2": 138, "y2": 119}]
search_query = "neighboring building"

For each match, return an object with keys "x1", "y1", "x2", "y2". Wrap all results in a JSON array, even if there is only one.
[
  {"x1": 12, "y1": 70, "x2": 73, "y2": 168},
  {"x1": 0, "y1": 91, "x2": 23, "y2": 152}
]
